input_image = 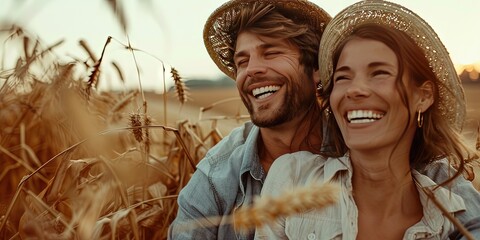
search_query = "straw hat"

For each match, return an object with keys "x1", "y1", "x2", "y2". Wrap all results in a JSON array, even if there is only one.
[
  {"x1": 318, "y1": 0, "x2": 466, "y2": 131},
  {"x1": 204, "y1": 0, "x2": 331, "y2": 80}
]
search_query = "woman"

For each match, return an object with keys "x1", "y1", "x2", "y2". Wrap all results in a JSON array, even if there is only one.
[{"x1": 256, "y1": 1, "x2": 479, "y2": 239}]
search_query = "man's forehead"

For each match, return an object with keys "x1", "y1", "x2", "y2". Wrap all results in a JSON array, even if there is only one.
[{"x1": 234, "y1": 31, "x2": 292, "y2": 53}]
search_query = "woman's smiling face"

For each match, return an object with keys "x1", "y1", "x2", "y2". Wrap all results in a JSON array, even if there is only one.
[{"x1": 330, "y1": 37, "x2": 420, "y2": 154}]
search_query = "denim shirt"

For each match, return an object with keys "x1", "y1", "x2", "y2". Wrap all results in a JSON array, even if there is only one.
[
  {"x1": 256, "y1": 151, "x2": 480, "y2": 240},
  {"x1": 168, "y1": 122, "x2": 265, "y2": 240}
]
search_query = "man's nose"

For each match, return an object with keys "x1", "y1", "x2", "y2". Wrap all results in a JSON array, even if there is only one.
[{"x1": 246, "y1": 56, "x2": 267, "y2": 77}]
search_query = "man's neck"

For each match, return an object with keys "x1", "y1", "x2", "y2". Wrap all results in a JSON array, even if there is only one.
[{"x1": 258, "y1": 112, "x2": 322, "y2": 173}]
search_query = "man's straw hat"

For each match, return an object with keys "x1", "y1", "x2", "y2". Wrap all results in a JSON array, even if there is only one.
[
  {"x1": 318, "y1": 0, "x2": 466, "y2": 130},
  {"x1": 204, "y1": 0, "x2": 331, "y2": 80}
]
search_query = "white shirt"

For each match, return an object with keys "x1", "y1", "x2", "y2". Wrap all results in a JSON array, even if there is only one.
[{"x1": 255, "y1": 151, "x2": 466, "y2": 240}]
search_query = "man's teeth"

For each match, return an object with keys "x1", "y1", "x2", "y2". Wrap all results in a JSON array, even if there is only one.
[
  {"x1": 252, "y1": 85, "x2": 280, "y2": 99},
  {"x1": 347, "y1": 110, "x2": 384, "y2": 123}
]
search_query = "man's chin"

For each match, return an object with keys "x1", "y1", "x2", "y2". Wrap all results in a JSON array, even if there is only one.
[{"x1": 251, "y1": 114, "x2": 289, "y2": 128}]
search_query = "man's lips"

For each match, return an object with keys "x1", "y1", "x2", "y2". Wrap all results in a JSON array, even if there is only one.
[{"x1": 252, "y1": 85, "x2": 280, "y2": 99}]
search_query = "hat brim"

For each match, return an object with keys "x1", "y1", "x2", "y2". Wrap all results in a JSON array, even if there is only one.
[
  {"x1": 204, "y1": 0, "x2": 331, "y2": 80},
  {"x1": 318, "y1": 0, "x2": 466, "y2": 130}
]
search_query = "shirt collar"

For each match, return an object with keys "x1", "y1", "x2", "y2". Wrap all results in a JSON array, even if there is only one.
[
  {"x1": 413, "y1": 170, "x2": 466, "y2": 231},
  {"x1": 238, "y1": 125, "x2": 265, "y2": 182},
  {"x1": 325, "y1": 153, "x2": 467, "y2": 236},
  {"x1": 324, "y1": 154, "x2": 351, "y2": 182}
]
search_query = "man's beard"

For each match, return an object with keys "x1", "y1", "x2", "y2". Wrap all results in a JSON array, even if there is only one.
[
  {"x1": 249, "y1": 96, "x2": 293, "y2": 127},
  {"x1": 242, "y1": 81, "x2": 315, "y2": 128}
]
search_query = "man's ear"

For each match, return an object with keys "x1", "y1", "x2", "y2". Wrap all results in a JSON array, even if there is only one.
[
  {"x1": 313, "y1": 69, "x2": 320, "y2": 88},
  {"x1": 417, "y1": 81, "x2": 434, "y2": 111}
]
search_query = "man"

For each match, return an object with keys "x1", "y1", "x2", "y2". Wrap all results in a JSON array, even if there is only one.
[
  {"x1": 168, "y1": 0, "x2": 480, "y2": 239},
  {"x1": 169, "y1": 1, "x2": 330, "y2": 239}
]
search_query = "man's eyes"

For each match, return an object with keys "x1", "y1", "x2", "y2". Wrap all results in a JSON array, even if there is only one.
[
  {"x1": 235, "y1": 59, "x2": 248, "y2": 67},
  {"x1": 235, "y1": 52, "x2": 282, "y2": 67},
  {"x1": 265, "y1": 51, "x2": 281, "y2": 56}
]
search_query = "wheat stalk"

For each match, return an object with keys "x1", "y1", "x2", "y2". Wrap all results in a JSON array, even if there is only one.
[
  {"x1": 171, "y1": 67, "x2": 188, "y2": 104},
  {"x1": 86, "y1": 37, "x2": 111, "y2": 97},
  {"x1": 129, "y1": 113, "x2": 143, "y2": 143},
  {"x1": 234, "y1": 182, "x2": 340, "y2": 233},
  {"x1": 144, "y1": 115, "x2": 151, "y2": 153},
  {"x1": 79, "y1": 39, "x2": 98, "y2": 63},
  {"x1": 111, "y1": 61, "x2": 125, "y2": 83},
  {"x1": 421, "y1": 187, "x2": 474, "y2": 240},
  {"x1": 172, "y1": 182, "x2": 339, "y2": 235}
]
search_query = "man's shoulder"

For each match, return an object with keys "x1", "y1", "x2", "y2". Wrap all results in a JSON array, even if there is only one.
[
  {"x1": 205, "y1": 121, "x2": 256, "y2": 156},
  {"x1": 420, "y1": 158, "x2": 456, "y2": 183},
  {"x1": 197, "y1": 122, "x2": 258, "y2": 171}
]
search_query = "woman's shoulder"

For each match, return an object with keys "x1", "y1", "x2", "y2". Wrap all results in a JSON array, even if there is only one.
[
  {"x1": 263, "y1": 152, "x2": 331, "y2": 192},
  {"x1": 261, "y1": 151, "x2": 323, "y2": 197},
  {"x1": 272, "y1": 151, "x2": 326, "y2": 175}
]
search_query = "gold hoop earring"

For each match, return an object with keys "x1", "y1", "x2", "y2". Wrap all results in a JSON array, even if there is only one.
[{"x1": 417, "y1": 109, "x2": 424, "y2": 128}]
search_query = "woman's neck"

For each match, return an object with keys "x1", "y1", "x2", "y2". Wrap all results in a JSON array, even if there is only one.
[
  {"x1": 350, "y1": 150, "x2": 423, "y2": 239},
  {"x1": 352, "y1": 165, "x2": 419, "y2": 217}
]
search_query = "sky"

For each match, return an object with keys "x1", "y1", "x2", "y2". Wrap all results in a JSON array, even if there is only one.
[{"x1": 1, "y1": 0, "x2": 479, "y2": 91}]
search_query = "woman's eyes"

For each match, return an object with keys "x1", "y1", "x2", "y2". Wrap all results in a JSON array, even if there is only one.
[
  {"x1": 334, "y1": 75, "x2": 349, "y2": 82},
  {"x1": 372, "y1": 70, "x2": 391, "y2": 76},
  {"x1": 333, "y1": 70, "x2": 392, "y2": 82}
]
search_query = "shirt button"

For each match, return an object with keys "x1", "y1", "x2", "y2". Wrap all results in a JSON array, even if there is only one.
[{"x1": 307, "y1": 233, "x2": 316, "y2": 240}]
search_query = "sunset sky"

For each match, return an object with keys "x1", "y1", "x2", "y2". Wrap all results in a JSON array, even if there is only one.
[{"x1": 1, "y1": 0, "x2": 479, "y2": 91}]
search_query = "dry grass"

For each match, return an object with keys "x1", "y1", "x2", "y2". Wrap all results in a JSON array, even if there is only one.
[
  {"x1": 0, "y1": 26, "x2": 247, "y2": 239},
  {"x1": 463, "y1": 84, "x2": 480, "y2": 189},
  {"x1": 0, "y1": 19, "x2": 479, "y2": 240}
]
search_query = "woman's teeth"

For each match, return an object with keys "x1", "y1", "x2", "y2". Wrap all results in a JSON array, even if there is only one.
[{"x1": 347, "y1": 110, "x2": 384, "y2": 123}]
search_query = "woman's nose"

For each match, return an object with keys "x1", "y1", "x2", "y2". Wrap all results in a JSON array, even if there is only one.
[{"x1": 345, "y1": 79, "x2": 371, "y2": 99}]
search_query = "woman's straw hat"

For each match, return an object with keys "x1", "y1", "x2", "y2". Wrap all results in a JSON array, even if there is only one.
[
  {"x1": 318, "y1": 0, "x2": 466, "y2": 130},
  {"x1": 204, "y1": 0, "x2": 331, "y2": 80}
]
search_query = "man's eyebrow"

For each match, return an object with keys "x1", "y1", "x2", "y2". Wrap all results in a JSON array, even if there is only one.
[
  {"x1": 233, "y1": 50, "x2": 248, "y2": 61},
  {"x1": 233, "y1": 43, "x2": 278, "y2": 60}
]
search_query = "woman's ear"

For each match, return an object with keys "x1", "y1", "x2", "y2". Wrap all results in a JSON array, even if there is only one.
[{"x1": 417, "y1": 81, "x2": 434, "y2": 111}]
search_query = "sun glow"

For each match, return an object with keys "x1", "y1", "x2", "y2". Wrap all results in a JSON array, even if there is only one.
[{"x1": 455, "y1": 62, "x2": 480, "y2": 82}]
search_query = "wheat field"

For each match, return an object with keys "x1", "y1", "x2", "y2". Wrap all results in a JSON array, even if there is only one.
[
  {"x1": 0, "y1": 23, "x2": 246, "y2": 238},
  {"x1": 0, "y1": 20, "x2": 479, "y2": 240}
]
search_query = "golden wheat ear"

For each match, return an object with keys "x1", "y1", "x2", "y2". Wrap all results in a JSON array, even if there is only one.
[
  {"x1": 171, "y1": 182, "x2": 339, "y2": 235},
  {"x1": 170, "y1": 67, "x2": 188, "y2": 104},
  {"x1": 129, "y1": 113, "x2": 143, "y2": 143},
  {"x1": 233, "y1": 182, "x2": 340, "y2": 233}
]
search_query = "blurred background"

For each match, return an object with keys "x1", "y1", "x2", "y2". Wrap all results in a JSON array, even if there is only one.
[
  {"x1": 0, "y1": 1, "x2": 478, "y2": 238},
  {"x1": 1, "y1": 0, "x2": 479, "y2": 91},
  {"x1": 1, "y1": 0, "x2": 479, "y2": 146}
]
